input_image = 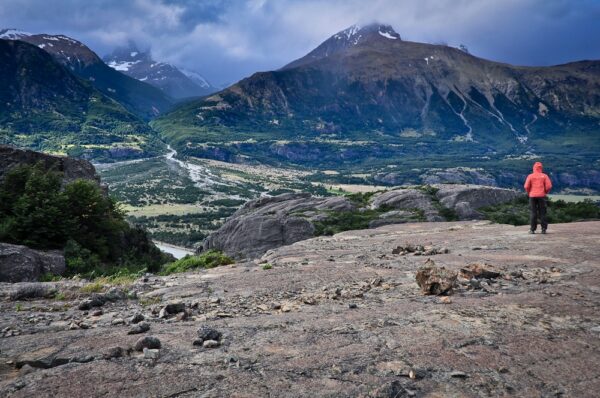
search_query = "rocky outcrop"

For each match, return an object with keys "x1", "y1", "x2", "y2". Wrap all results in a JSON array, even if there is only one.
[
  {"x1": 369, "y1": 188, "x2": 444, "y2": 221},
  {"x1": 0, "y1": 145, "x2": 100, "y2": 186},
  {"x1": 203, "y1": 185, "x2": 521, "y2": 259},
  {"x1": 1, "y1": 221, "x2": 599, "y2": 397},
  {"x1": 0, "y1": 243, "x2": 65, "y2": 283},
  {"x1": 202, "y1": 193, "x2": 356, "y2": 259},
  {"x1": 434, "y1": 184, "x2": 522, "y2": 219}
]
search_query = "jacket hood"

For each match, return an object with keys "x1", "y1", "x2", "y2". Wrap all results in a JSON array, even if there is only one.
[{"x1": 533, "y1": 162, "x2": 543, "y2": 173}]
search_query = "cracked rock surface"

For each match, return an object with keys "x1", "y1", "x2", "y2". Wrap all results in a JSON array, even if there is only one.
[{"x1": 1, "y1": 221, "x2": 599, "y2": 397}]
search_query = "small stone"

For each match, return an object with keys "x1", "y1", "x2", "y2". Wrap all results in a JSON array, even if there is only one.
[
  {"x1": 196, "y1": 326, "x2": 222, "y2": 343},
  {"x1": 91, "y1": 310, "x2": 103, "y2": 317},
  {"x1": 370, "y1": 277, "x2": 383, "y2": 287},
  {"x1": 69, "y1": 322, "x2": 79, "y2": 330},
  {"x1": 19, "y1": 364, "x2": 36, "y2": 376},
  {"x1": 271, "y1": 303, "x2": 281, "y2": 310},
  {"x1": 439, "y1": 296, "x2": 452, "y2": 304},
  {"x1": 134, "y1": 336, "x2": 161, "y2": 351},
  {"x1": 281, "y1": 305, "x2": 292, "y2": 313},
  {"x1": 78, "y1": 294, "x2": 106, "y2": 310},
  {"x1": 103, "y1": 346, "x2": 125, "y2": 359},
  {"x1": 450, "y1": 371, "x2": 468, "y2": 378},
  {"x1": 348, "y1": 303, "x2": 358, "y2": 309},
  {"x1": 409, "y1": 369, "x2": 416, "y2": 379},
  {"x1": 128, "y1": 322, "x2": 150, "y2": 335},
  {"x1": 210, "y1": 297, "x2": 221, "y2": 304},
  {"x1": 104, "y1": 287, "x2": 127, "y2": 302},
  {"x1": 162, "y1": 301, "x2": 186, "y2": 316},
  {"x1": 415, "y1": 259, "x2": 457, "y2": 295},
  {"x1": 111, "y1": 318, "x2": 125, "y2": 325},
  {"x1": 130, "y1": 313, "x2": 144, "y2": 324},
  {"x1": 143, "y1": 348, "x2": 160, "y2": 360},
  {"x1": 469, "y1": 278, "x2": 482, "y2": 290},
  {"x1": 176, "y1": 311, "x2": 189, "y2": 321},
  {"x1": 203, "y1": 339, "x2": 220, "y2": 348}
]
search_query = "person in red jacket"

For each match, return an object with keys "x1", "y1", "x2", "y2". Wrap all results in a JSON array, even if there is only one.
[{"x1": 524, "y1": 161, "x2": 552, "y2": 234}]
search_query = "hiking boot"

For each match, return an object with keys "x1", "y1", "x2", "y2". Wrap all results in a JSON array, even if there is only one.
[
  {"x1": 529, "y1": 230, "x2": 535, "y2": 234},
  {"x1": 541, "y1": 229, "x2": 547, "y2": 234}
]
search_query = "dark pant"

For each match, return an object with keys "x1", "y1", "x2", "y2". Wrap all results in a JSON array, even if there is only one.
[{"x1": 529, "y1": 197, "x2": 548, "y2": 231}]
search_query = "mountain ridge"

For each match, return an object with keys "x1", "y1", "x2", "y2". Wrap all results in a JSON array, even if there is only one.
[
  {"x1": 0, "y1": 39, "x2": 163, "y2": 160},
  {"x1": 153, "y1": 23, "x2": 600, "y2": 191},
  {"x1": 103, "y1": 41, "x2": 216, "y2": 99},
  {"x1": 2, "y1": 29, "x2": 173, "y2": 120}
]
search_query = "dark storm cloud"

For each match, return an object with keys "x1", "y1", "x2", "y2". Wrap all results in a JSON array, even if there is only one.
[{"x1": 1, "y1": 0, "x2": 599, "y2": 86}]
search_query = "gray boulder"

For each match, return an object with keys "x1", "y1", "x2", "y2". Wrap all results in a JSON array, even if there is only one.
[
  {"x1": 202, "y1": 193, "x2": 356, "y2": 259},
  {"x1": 434, "y1": 184, "x2": 522, "y2": 220},
  {"x1": 370, "y1": 189, "x2": 444, "y2": 221},
  {"x1": 0, "y1": 242, "x2": 65, "y2": 283}
]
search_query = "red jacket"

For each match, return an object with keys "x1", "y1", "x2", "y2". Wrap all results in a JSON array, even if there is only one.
[{"x1": 524, "y1": 162, "x2": 552, "y2": 197}]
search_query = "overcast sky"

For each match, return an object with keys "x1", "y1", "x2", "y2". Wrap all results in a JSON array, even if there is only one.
[{"x1": 1, "y1": 0, "x2": 599, "y2": 86}]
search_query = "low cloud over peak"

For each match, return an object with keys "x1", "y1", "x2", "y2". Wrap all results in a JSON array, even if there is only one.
[{"x1": 1, "y1": 0, "x2": 599, "y2": 86}]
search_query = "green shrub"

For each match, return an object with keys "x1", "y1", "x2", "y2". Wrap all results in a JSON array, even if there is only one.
[
  {"x1": 80, "y1": 281, "x2": 104, "y2": 294},
  {"x1": 480, "y1": 196, "x2": 600, "y2": 225},
  {"x1": 0, "y1": 164, "x2": 169, "y2": 277},
  {"x1": 161, "y1": 250, "x2": 234, "y2": 275},
  {"x1": 345, "y1": 191, "x2": 379, "y2": 207},
  {"x1": 313, "y1": 209, "x2": 382, "y2": 236},
  {"x1": 262, "y1": 263, "x2": 273, "y2": 270}
]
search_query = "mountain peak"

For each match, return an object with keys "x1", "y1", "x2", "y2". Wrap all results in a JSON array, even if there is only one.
[
  {"x1": 103, "y1": 43, "x2": 215, "y2": 98},
  {"x1": 0, "y1": 28, "x2": 32, "y2": 40},
  {"x1": 106, "y1": 41, "x2": 152, "y2": 64},
  {"x1": 282, "y1": 22, "x2": 401, "y2": 70},
  {"x1": 333, "y1": 23, "x2": 401, "y2": 43}
]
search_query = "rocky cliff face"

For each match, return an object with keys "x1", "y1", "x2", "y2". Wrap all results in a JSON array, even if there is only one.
[
  {"x1": 0, "y1": 145, "x2": 100, "y2": 186},
  {"x1": 202, "y1": 185, "x2": 521, "y2": 259}
]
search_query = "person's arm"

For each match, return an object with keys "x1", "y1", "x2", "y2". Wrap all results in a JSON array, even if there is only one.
[
  {"x1": 524, "y1": 175, "x2": 531, "y2": 194},
  {"x1": 544, "y1": 175, "x2": 552, "y2": 194}
]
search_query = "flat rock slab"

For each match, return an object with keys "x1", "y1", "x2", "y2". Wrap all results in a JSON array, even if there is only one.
[{"x1": 1, "y1": 221, "x2": 600, "y2": 397}]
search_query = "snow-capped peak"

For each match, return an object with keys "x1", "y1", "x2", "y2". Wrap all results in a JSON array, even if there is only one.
[
  {"x1": 334, "y1": 24, "x2": 363, "y2": 45},
  {"x1": 332, "y1": 23, "x2": 401, "y2": 46},
  {"x1": 0, "y1": 28, "x2": 32, "y2": 40}
]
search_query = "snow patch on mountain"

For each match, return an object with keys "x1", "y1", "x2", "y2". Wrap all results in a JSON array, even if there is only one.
[
  {"x1": 108, "y1": 60, "x2": 141, "y2": 72},
  {"x1": 379, "y1": 30, "x2": 398, "y2": 40},
  {"x1": 0, "y1": 28, "x2": 31, "y2": 39}
]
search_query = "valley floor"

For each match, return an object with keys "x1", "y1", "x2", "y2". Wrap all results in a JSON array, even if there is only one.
[{"x1": 1, "y1": 220, "x2": 599, "y2": 397}]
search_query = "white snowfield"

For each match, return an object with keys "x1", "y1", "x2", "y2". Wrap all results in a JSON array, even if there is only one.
[
  {"x1": 0, "y1": 28, "x2": 31, "y2": 39},
  {"x1": 378, "y1": 30, "x2": 398, "y2": 40},
  {"x1": 108, "y1": 60, "x2": 141, "y2": 72}
]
